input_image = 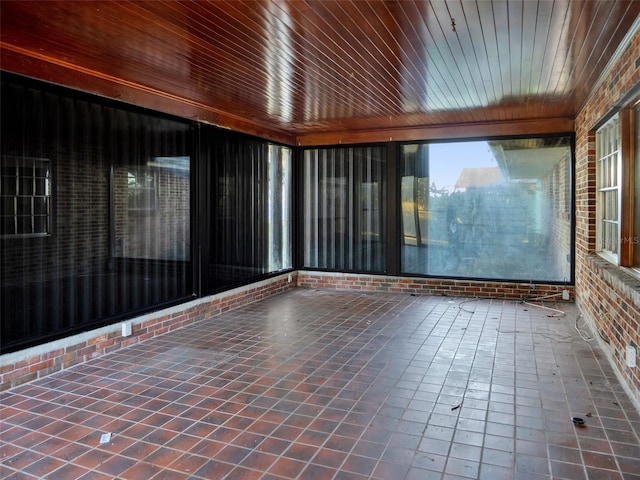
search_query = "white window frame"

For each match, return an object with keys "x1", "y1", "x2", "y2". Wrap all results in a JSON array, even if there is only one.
[{"x1": 596, "y1": 115, "x2": 622, "y2": 263}]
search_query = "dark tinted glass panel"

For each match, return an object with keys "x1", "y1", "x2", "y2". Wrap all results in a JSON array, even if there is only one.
[
  {"x1": 19, "y1": 176, "x2": 33, "y2": 195},
  {"x1": 1, "y1": 76, "x2": 193, "y2": 352},
  {"x1": 2, "y1": 217, "x2": 15, "y2": 235},
  {"x1": 0, "y1": 197, "x2": 13, "y2": 215},
  {"x1": 16, "y1": 216, "x2": 31, "y2": 233},
  {"x1": 1, "y1": 169, "x2": 17, "y2": 195},
  {"x1": 33, "y1": 197, "x2": 48, "y2": 215},
  {"x1": 16, "y1": 197, "x2": 31, "y2": 215},
  {"x1": 302, "y1": 146, "x2": 386, "y2": 272},
  {"x1": 400, "y1": 138, "x2": 572, "y2": 282},
  {"x1": 206, "y1": 130, "x2": 292, "y2": 291},
  {"x1": 33, "y1": 215, "x2": 48, "y2": 233}
]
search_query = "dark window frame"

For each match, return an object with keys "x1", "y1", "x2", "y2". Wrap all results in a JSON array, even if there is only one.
[{"x1": 396, "y1": 134, "x2": 576, "y2": 285}]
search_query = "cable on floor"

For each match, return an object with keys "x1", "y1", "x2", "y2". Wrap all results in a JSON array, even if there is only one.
[
  {"x1": 575, "y1": 314, "x2": 595, "y2": 342},
  {"x1": 534, "y1": 325, "x2": 573, "y2": 342}
]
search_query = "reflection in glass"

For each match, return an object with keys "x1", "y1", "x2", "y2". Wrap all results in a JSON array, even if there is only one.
[
  {"x1": 1, "y1": 77, "x2": 192, "y2": 352},
  {"x1": 0, "y1": 157, "x2": 51, "y2": 236},
  {"x1": 207, "y1": 133, "x2": 292, "y2": 290},
  {"x1": 303, "y1": 146, "x2": 385, "y2": 272},
  {"x1": 401, "y1": 138, "x2": 572, "y2": 282},
  {"x1": 268, "y1": 144, "x2": 292, "y2": 273}
]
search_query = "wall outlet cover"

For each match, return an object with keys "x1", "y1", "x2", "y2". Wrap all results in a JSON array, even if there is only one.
[{"x1": 626, "y1": 345, "x2": 637, "y2": 368}]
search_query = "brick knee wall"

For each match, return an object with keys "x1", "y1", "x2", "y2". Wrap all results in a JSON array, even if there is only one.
[
  {"x1": 0, "y1": 273, "x2": 297, "y2": 392},
  {"x1": 573, "y1": 27, "x2": 640, "y2": 408},
  {"x1": 576, "y1": 256, "x2": 640, "y2": 407},
  {"x1": 297, "y1": 271, "x2": 574, "y2": 300}
]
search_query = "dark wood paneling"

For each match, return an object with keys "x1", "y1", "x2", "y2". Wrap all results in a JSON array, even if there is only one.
[
  {"x1": 1, "y1": 0, "x2": 638, "y2": 145},
  {"x1": 295, "y1": 117, "x2": 575, "y2": 147}
]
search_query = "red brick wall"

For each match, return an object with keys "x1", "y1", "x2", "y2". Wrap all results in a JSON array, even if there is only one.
[
  {"x1": 575, "y1": 29, "x2": 640, "y2": 405},
  {"x1": 0, "y1": 273, "x2": 296, "y2": 391},
  {"x1": 543, "y1": 152, "x2": 573, "y2": 282},
  {"x1": 297, "y1": 271, "x2": 573, "y2": 300}
]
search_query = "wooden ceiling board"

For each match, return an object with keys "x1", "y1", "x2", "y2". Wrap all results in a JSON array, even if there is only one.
[
  {"x1": 392, "y1": 2, "x2": 459, "y2": 118},
  {"x1": 127, "y1": 1, "x2": 274, "y2": 114},
  {"x1": 295, "y1": 1, "x2": 405, "y2": 115},
  {"x1": 531, "y1": 1, "x2": 569, "y2": 112},
  {"x1": 430, "y1": 1, "x2": 488, "y2": 114},
  {"x1": 1, "y1": 0, "x2": 639, "y2": 145},
  {"x1": 570, "y1": 1, "x2": 639, "y2": 107}
]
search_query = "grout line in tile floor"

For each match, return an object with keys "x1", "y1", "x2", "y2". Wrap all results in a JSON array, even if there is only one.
[{"x1": 1, "y1": 289, "x2": 640, "y2": 480}]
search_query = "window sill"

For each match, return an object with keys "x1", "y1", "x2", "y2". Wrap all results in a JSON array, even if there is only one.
[
  {"x1": 587, "y1": 253, "x2": 640, "y2": 305},
  {"x1": 622, "y1": 266, "x2": 640, "y2": 282}
]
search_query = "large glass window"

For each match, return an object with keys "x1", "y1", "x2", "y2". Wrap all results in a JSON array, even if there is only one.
[
  {"x1": 207, "y1": 131, "x2": 292, "y2": 291},
  {"x1": 302, "y1": 146, "x2": 385, "y2": 272},
  {"x1": 1, "y1": 77, "x2": 193, "y2": 352},
  {"x1": 401, "y1": 137, "x2": 573, "y2": 282}
]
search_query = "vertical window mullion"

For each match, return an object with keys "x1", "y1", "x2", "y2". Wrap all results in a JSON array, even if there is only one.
[
  {"x1": 347, "y1": 150, "x2": 352, "y2": 267},
  {"x1": 363, "y1": 148, "x2": 370, "y2": 271},
  {"x1": 634, "y1": 105, "x2": 640, "y2": 267},
  {"x1": 329, "y1": 149, "x2": 335, "y2": 269},
  {"x1": 620, "y1": 107, "x2": 635, "y2": 266},
  {"x1": 597, "y1": 116, "x2": 621, "y2": 262}
]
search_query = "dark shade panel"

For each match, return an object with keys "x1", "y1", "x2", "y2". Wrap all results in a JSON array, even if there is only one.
[
  {"x1": 302, "y1": 146, "x2": 386, "y2": 273},
  {"x1": 205, "y1": 129, "x2": 292, "y2": 291},
  {"x1": 1, "y1": 1, "x2": 638, "y2": 144},
  {"x1": 0, "y1": 76, "x2": 193, "y2": 352}
]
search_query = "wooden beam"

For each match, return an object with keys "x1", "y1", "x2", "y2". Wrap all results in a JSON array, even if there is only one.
[{"x1": 295, "y1": 118, "x2": 575, "y2": 146}]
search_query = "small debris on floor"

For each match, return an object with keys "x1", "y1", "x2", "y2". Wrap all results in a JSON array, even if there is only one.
[
  {"x1": 451, "y1": 403, "x2": 461, "y2": 411},
  {"x1": 99, "y1": 432, "x2": 112, "y2": 444}
]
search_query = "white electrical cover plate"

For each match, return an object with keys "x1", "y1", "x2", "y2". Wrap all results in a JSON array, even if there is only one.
[{"x1": 626, "y1": 345, "x2": 637, "y2": 368}]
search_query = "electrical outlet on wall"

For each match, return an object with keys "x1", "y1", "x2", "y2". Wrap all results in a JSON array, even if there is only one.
[{"x1": 626, "y1": 345, "x2": 637, "y2": 368}]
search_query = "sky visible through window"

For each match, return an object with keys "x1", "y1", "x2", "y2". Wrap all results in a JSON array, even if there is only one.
[{"x1": 429, "y1": 141, "x2": 496, "y2": 192}]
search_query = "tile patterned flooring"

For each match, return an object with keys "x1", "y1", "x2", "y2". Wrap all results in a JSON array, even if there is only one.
[{"x1": 1, "y1": 289, "x2": 640, "y2": 479}]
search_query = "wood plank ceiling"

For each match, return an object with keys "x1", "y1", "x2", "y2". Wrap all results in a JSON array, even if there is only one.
[{"x1": 1, "y1": 1, "x2": 639, "y2": 146}]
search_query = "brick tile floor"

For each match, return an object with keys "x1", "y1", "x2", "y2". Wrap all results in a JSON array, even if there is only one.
[{"x1": 1, "y1": 289, "x2": 639, "y2": 479}]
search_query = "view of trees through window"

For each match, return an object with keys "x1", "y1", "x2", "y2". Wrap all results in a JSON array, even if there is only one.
[{"x1": 401, "y1": 138, "x2": 573, "y2": 282}]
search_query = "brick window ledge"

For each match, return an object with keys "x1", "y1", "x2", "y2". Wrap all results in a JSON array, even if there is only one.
[{"x1": 587, "y1": 254, "x2": 640, "y2": 306}]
